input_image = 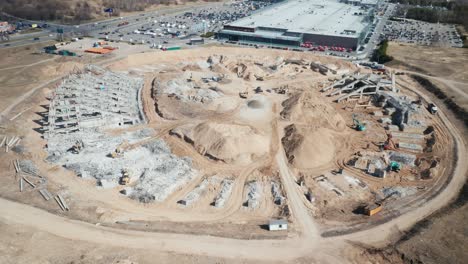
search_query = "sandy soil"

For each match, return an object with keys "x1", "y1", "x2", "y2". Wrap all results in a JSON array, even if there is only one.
[{"x1": 0, "y1": 46, "x2": 466, "y2": 263}]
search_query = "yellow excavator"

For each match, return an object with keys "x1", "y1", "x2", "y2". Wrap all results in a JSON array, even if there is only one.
[
  {"x1": 110, "y1": 140, "x2": 130, "y2": 158},
  {"x1": 119, "y1": 168, "x2": 131, "y2": 185}
]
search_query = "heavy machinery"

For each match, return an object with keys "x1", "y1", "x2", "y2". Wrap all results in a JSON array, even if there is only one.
[
  {"x1": 382, "y1": 133, "x2": 396, "y2": 151},
  {"x1": 352, "y1": 114, "x2": 366, "y2": 131},
  {"x1": 363, "y1": 190, "x2": 398, "y2": 216},
  {"x1": 119, "y1": 169, "x2": 131, "y2": 185},
  {"x1": 110, "y1": 140, "x2": 130, "y2": 158},
  {"x1": 389, "y1": 161, "x2": 401, "y2": 172},
  {"x1": 428, "y1": 103, "x2": 438, "y2": 115},
  {"x1": 70, "y1": 140, "x2": 84, "y2": 154}
]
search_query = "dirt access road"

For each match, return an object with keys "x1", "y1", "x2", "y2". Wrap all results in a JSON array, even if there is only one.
[
  {"x1": 1, "y1": 87, "x2": 466, "y2": 262},
  {"x1": 1, "y1": 48, "x2": 466, "y2": 262}
]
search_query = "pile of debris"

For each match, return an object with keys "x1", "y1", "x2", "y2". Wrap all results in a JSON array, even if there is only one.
[
  {"x1": 244, "y1": 181, "x2": 262, "y2": 209},
  {"x1": 271, "y1": 181, "x2": 285, "y2": 205},
  {"x1": 47, "y1": 128, "x2": 196, "y2": 203},
  {"x1": 213, "y1": 179, "x2": 234, "y2": 208},
  {"x1": 178, "y1": 178, "x2": 210, "y2": 206}
]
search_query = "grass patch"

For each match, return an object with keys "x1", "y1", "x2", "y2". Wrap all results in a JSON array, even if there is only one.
[
  {"x1": 412, "y1": 75, "x2": 468, "y2": 127},
  {"x1": 200, "y1": 32, "x2": 215, "y2": 38}
]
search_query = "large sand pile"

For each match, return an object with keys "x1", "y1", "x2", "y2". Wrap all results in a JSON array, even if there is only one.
[
  {"x1": 281, "y1": 91, "x2": 346, "y2": 131},
  {"x1": 172, "y1": 122, "x2": 270, "y2": 165},
  {"x1": 281, "y1": 91, "x2": 345, "y2": 169},
  {"x1": 282, "y1": 125, "x2": 336, "y2": 169}
]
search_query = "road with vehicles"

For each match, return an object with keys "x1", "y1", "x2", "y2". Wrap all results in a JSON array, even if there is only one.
[{"x1": 0, "y1": 1, "x2": 260, "y2": 49}]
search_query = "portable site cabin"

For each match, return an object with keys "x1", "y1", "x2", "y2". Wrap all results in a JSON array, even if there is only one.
[
  {"x1": 268, "y1": 219, "x2": 288, "y2": 231},
  {"x1": 364, "y1": 203, "x2": 382, "y2": 216}
]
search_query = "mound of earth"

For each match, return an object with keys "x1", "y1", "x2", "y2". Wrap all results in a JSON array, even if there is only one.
[
  {"x1": 282, "y1": 124, "x2": 336, "y2": 169},
  {"x1": 172, "y1": 122, "x2": 270, "y2": 165},
  {"x1": 281, "y1": 91, "x2": 346, "y2": 131}
]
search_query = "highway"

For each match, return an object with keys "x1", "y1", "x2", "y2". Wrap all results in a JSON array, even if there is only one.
[{"x1": 0, "y1": 3, "x2": 227, "y2": 49}]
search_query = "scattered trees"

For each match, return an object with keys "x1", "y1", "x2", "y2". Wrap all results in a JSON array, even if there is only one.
[{"x1": 371, "y1": 40, "x2": 393, "y2": 64}]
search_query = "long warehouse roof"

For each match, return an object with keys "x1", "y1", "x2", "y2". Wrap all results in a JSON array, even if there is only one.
[{"x1": 227, "y1": 0, "x2": 377, "y2": 37}]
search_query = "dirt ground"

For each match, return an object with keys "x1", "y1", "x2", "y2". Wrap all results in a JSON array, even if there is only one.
[
  {"x1": 0, "y1": 45, "x2": 467, "y2": 264},
  {"x1": 386, "y1": 42, "x2": 468, "y2": 109}
]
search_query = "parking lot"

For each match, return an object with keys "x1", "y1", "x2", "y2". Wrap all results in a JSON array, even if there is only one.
[
  {"x1": 92, "y1": 0, "x2": 274, "y2": 48},
  {"x1": 381, "y1": 18, "x2": 463, "y2": 47}
]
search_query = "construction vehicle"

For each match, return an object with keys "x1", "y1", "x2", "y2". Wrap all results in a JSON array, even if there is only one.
[
  {"x1": 352, "y1": 114, "x2": 366, "y2": 131},
  {"x1": 119, "y1": 169, "x2": 131, "y2": 185},
  {"x1": 110, "y1": 140, "x2": 130, "y2": 158},
  {"x1": 389, "y1": 161, "x2": 401, "y2": 172},
  {"x1": 382, "y1": 133, "x2": 396, "y2": 151},
  {"x1": 428, "y1": 103, "x2": 438, "y2": 115},
  {"x1": 70, "y1": 140, "x2": 84, "y2": 154},
  {"x1": 363, "y1": 190, "x2": 399, "y2": 216}
]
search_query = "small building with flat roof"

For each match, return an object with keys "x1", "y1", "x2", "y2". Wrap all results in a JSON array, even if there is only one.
[
  {"x1": 268, "y1": 219, "x2": 288, "y2": 231},
  {"x1": 218, "y1": 0, "x2": 378, "y2": 49}
]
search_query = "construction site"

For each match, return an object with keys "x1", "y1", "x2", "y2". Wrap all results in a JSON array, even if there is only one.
[{"x1": 0, "y1": 46, "x2": 466, "y2": 264}]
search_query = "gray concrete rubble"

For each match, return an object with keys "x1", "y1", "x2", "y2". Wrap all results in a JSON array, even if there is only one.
[
  {"x1": 382, "y1": 186, "x2": 417, "y2": 199},
  {"x1": 46, "y1": 65, "x2": 144, "y2": 136},
  {"x1": 18, "y1": 160, "x2": 39, "y2": 175},
  {"x1": 46, "y1": 128, "x2": 196, "y2": 203},
  {"x1": 213, "y1": 179, "x2": 234, "y2": 208},
  {"x1": 391, "y1": 132, "x2": 425, "y2": 142},
  {"x1": 271, "y1": 181, "x2": 286, "y2": 205},
  {"x1": 244, "y1": 181, "x2": 262, "y2": 209},
  {"x1": 163, "y1": 79, "x2": 222, "y2": 104},
  {"x1": 367, "y1": 158, "x2": 386, "y2": 178},
  {"x1": 389, "y1": 151, "x2": 416, "y2": 166},
  {"x1": 398, "y1": 142, "x2": 423, "y2": 152},
  {"x1": 376, "y1": 92, "x2": 427, "y2": 132},
  {"x1": 43, "y1": 65, "x2": 197, "y2": 203},
  {"x1": 351, "y1": 152, "x2": 390, "y2": 178},
  {"x1": 178, "y1": 178, "x2": 209, "y2": 206},
  {"x1": 322, "y1": 73, "x2": 394, "y2": 102}
]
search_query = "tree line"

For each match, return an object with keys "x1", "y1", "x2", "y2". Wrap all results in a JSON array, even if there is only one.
[
  {"x1": 392, "y1": 0, "x2": 468, "y2": 29},
  {"x1": 0, "y1": 0, "x2": 220, "y2": 23}
]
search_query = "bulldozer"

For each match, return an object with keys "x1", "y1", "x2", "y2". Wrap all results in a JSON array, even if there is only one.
[
  {"x1": 352, "y1": 114, "x2": 366, "y2": 131},
  {"x1": 110, "y1": 140, "x2": 130, "y2": 158},
  {"x1": 119, "y1": 169, "x2": 131, "y2": 185}
]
